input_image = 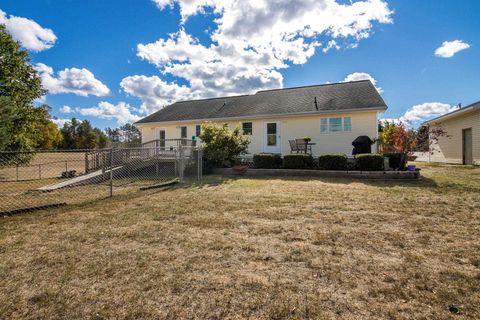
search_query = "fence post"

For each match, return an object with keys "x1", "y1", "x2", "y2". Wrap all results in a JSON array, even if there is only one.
[
  {"x1": 179, "y1": 145, "x2": 184, "y2": 182},
  {"x1": 197, "y1": 148, "x2": 201, "y2": 181},
  {"x1": 16, "y1": 164, "x2": 19, "y2": 182},
  {"x1": 109, "y1": 149, "x2": 113, "y2": 197},
  {"x1": 38, "y1": 164, "x2": 41, "y2": 180},
  {"x1": 65, "y1": 160, "x2": 68, "y2": 173}
]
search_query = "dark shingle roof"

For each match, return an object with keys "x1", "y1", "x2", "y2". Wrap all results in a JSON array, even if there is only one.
[{"x1": 136, "y1": 80, "x2": 387, "y2": 124}]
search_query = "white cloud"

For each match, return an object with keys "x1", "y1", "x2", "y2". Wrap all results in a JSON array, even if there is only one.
[
  {"x1": 342, "y1": 72, "x2": 382, "y2": 92},
  {"x1": 59, "y1": 105, "x2": 73, "y2": 113},
  {"x1": 121, "y1": 75, "x2": 193, "y2": 114},
  {"x1": 381, "y1": 102, "x2": 458, "y2": 126},
  {"x1": 435, "y1": 40, "x2": 470, "y2": 58},
  {"x1": 51, "y1": 117, "x2": 71, "y2": 128},
  {"x1": 34, "y1": 63, "x2": 110, "y2": 97},
  {"x1": 127, "y1": 0, "x2": 393, "y2": 113},
  {"x1": 77, "y1": 101, "x2": 141, "y2": 125},
  {"x1": 400, "y1": 102, "x2": 457, "y2": 123},
  {"x1": 0, "y1": 9, "x2": 57, "y2": 51}
]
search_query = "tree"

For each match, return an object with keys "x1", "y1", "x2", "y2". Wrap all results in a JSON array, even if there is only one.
[
  {"x1": 416, "y1": 124, "x2": 450, "y2": 154},
  {"x1": 105, "y1": 124, "x2": 141, "y2": 144},
  {"x1": 120, "y1": 123, "x2": 141, "y2": 144},
  {"x1": 0, "y1": 24, "x2": 53, "y2": 152},
  {"x1": 0, "y1": 25, "x2": 45, "y2": 105},
  {"x1": 199, "y1": 122, "x2": 250, "y2": 166},
  {"x1": 60, "y1": 119, "x2": 110, "y2": 149},
  {"x1": 105, "y1": 127, "x2": 121, "y2": 142}
]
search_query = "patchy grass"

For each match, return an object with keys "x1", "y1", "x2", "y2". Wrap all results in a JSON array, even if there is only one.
[{"x1": 0, "y1": 164, "x2": 479, "y2": 319}]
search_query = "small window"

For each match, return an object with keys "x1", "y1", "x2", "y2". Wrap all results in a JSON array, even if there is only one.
[
  {"x1": 180, "y1": 126, "x2": 187, "y2": 139},
  {"x1": 196, "y1": 125, "x2": 201, "y2": 137},
  {"x1": 242, "y1": 122, "x2": 253, "y2": 135}
]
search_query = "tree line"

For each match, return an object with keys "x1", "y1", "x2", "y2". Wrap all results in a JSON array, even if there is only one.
[{"x1": 0, "y1": 24, "x2": 140, "y2": 151}]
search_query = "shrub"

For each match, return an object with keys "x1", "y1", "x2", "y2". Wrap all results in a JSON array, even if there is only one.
[
  {"x1": 283, "y1": 154, "x2": 314, "y2": 169},
  {"x1": 199, "y1": 122, "x2": 250, "y2": 167},
  {"x1": 384, "y1": 152, "x2": 406, "y2": 170},
  {"x1": 318, "y1": 154, "x2": 348, "y2": 170},
  {"x1": 253, "y1": 153, "x2": 282, "y2": 169},
  {"x1": 355, "y1": 154, "x2": 384, "y2": 171}
]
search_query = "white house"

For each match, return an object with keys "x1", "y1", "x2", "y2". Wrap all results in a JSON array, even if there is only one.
[{"x1": 135, "y1": 80, "x2": 388, "y2": 156}]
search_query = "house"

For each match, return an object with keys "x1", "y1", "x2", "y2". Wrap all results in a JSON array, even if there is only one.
[
  {"x1": 135, "y1": 80, "x2": 388, "y2": 156},
  {"x1": 423, "y1": 101, "x2": 480, "y2": 165}
]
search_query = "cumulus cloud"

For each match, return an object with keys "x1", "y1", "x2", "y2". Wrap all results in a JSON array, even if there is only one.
[
  {"x1": 126, "y1": 0, "x2": 393, "y2": 113},
  {"x1": 381, "y1": 102, "x2": 458, "y2": 126},
  {"x1": 121, "y1": 75, "x2": 194, "y2": 113},
  {"x1": 77, "y1": 101, "x2": 141, "y2": 125},
  {"x1": 435, "y1": 40, "x2": 470, "y2": 58},
  {"x1": 342, "y1": 72, "x2": 382, "y2": 92},
  {"x1": 0, "y1": 9, "x2": 57, "y2": 51},
  {"x1": 59, "y1": 105, "x2": 73, "y2": 113},
  {"x1": 51, "y1": 117, "x2": 71, "y2": 128},
  {"x1": 34, "y1": 63, "x2": 110, "y2": 97},
  {"x1": 400, "y1": 102, "x2": 457, "y2": 123}
]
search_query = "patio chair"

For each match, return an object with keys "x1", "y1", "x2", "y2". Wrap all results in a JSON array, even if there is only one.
[
  {"x1": 289, "y1": 140, "x2": 299, "y2": 153},
  {"x1": 295, "y1": 139, "x2": 312, "y2": 155}
]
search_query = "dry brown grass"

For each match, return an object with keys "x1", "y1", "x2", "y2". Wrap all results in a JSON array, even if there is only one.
[
  {"x1": 0, "y1": 151, "x2": 86, "y2": 181},
  {"x1": 0, "y1": 164, "x2": 479, "y2": 319}
]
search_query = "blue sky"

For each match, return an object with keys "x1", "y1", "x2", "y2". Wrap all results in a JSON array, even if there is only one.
[{"x1": 1, "y1": 0, "x2": 478, "y2": 129}]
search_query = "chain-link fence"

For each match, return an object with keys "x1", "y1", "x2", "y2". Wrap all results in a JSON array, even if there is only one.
[{"x1": 0, "y1": 145, "x2": 202, "y2": 214}]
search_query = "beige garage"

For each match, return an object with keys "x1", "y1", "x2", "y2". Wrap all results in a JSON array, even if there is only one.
[{"x1": 424, "y1": 101, "x2": 480, "y2": 165}]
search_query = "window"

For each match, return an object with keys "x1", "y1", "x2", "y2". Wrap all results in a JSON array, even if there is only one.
[
  {"x1": 242, "y1": 122, "x2": 253, "y2": 135},
  {"x1": 195, "y1": 125, "x2": 201, "y2": 137},
  {"x1": 180, "y1": 126, "x2": 187, "y2": 139},
  {"x1": 320, "y1": 117, "x2": 352, "y2": 133}
]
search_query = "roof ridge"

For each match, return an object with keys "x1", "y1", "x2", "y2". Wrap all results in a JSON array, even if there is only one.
[
  {"x1": 175, "y1": 94, "x2": 251, "y2": 104},
  {"x1": 257, "y1": 80, "x2": 371, "y2": 93}
]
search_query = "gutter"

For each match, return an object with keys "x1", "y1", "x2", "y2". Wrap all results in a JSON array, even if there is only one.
[{"x1": 135, "y1": 106, "x2": 388, "y2": 126}]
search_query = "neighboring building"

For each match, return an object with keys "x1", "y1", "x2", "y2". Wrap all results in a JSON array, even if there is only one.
[
  {"x1": 135, "y1": 80, "x2": 387, "y2": 156},
  {"x1": 423, "y1": 101, "x2": 480, "y2": 165}
]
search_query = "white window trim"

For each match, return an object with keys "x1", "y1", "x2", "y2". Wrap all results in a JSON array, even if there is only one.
[{"x1": 320, "y1": 117, "x2": 352, "y2": 134}]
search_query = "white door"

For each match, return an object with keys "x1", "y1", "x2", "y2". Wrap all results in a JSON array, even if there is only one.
[
  {"x1": 155, "y1": 128, "x2": 166, "y2": 149},
  {"x1": 263, "y1": 121, "x2": 281, "y2": 153}
]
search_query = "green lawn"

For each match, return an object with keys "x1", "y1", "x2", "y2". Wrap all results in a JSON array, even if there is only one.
[{"x1": 0, "y1": 164, "x2": 479, "y2": 319}]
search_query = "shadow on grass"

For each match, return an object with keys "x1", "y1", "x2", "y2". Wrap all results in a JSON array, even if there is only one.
[{"x1": 199, "y1": 173, "x2": 439, "y2": 189}]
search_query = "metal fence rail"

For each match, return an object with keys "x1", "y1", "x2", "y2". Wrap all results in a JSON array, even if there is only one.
[{"x1": 0, "y1": 146, "x2": 202, "y2": 214}]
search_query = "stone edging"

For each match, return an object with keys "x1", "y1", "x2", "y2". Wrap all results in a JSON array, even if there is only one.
[{"x1": 212, "y1": 168, "x2": 421, "y2": 180}]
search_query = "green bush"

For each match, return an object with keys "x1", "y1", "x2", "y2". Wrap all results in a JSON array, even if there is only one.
[
  {"x1": 355, "y1": 154, "x2": 384, "y2": 171},
  {"x1": 283, "y1": 154, "x2": 314, "y2": 169},
  {"x1": 384, "y1": 152, "x2": 407, "y2": 170},
  {"x1": 318, "y1": 154, "x2": 348, "y2": 170},
  {"x1": 253, "y1": 153, "x2": 282, "y2": 169},
  {"x1": 199, "y1": 122, "x2": 250, "y2": 167}
]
